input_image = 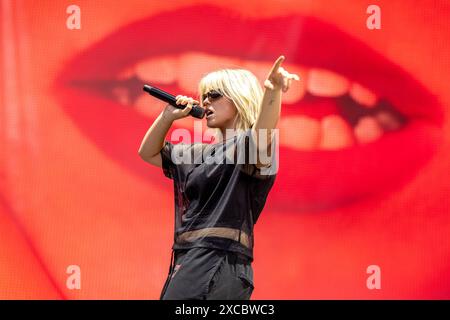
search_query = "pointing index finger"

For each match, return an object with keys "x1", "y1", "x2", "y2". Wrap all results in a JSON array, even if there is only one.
[{"x1": 269, "y1": 55, "x2": 285, "y2": 75}]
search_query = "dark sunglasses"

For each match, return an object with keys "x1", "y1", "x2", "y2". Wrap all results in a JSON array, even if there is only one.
[{"x1": 201, "y1": 89, "x2": 223, "y2": 101}]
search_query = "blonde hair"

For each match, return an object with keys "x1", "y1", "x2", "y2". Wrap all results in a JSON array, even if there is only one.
[{"x1": 198, "y1": 69, "x2": 264, "y2": 133}]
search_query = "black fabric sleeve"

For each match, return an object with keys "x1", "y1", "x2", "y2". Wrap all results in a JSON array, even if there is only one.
[
  {"x1": 160, "y1": 140, "x2": 175, "y2": 179},
  {"x1": 236, "y1": 129, "x2": 278, "y2": 180}
]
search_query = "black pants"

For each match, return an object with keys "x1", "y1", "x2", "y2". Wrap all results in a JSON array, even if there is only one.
[{"x1": 160, "y1": 247, "x2": 254, "y2": 300}]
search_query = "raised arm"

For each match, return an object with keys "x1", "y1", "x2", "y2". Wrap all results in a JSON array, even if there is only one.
[{"x1": 252, "y1": 55, "x2": 300, "y2": 167}]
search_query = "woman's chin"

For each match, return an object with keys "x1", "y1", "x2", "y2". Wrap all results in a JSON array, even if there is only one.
[{"x1": 206, "y1": 119, "x2": 219, "y2": 128}]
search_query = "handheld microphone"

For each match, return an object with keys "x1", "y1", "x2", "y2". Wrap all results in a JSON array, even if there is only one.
[{"x1": 143, "y1": 84, "x2": 205, "y2": 119}]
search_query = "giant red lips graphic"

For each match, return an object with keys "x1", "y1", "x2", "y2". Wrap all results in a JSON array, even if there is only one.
[{"x1": 52, "y1": 5, "x2": 444, "y2": 213}]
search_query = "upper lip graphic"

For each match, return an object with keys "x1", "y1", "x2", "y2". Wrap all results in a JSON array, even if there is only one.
[{"x1": 53, "y1": 5, "x2": 444, "y2": 212}]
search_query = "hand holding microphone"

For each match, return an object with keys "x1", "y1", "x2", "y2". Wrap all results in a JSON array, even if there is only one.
[
  {"x1": 164, "y1": 95, "x2": 201, "y2": 122},
  {"x1": 143, "y1": 85, "x2": 205, "y2": 120}
]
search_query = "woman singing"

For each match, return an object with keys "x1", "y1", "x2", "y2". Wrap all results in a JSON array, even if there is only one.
[{"x1": 138, "y1": 55, "x2": 299, "y2": 300}]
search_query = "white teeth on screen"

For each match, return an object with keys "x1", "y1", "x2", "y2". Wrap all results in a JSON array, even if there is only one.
[
  {"x1": 123, "y1": 53, "x2": 405, "y2": 151},
  {"x1": 349, "y1": 83, "x2": 377, "y2": 107},
  {"x1": 242, "y1": 60, "x2": 275, "y2": 84},
  {"x1": 307, "y1": 68, "x2": 350, "y2": 97},
  {"x1": 117, "y1": 67, "x2": 134, "y2": 80},
  {"x1": 318, "y1": 115, "x2": 355, "y2": 150},
  {"x1": 130, "y1": 53, "x2": 384, "y2": 109},
  {"x1": 279, "y1": 116, "x2": 321, "y2": 150},
  {"x1": 135, "y1": 55, "x2": 178, "y2": 84},
  {"x1": 178, "y1": 52, "x2": 241, "y2": 93},
  {"x1": 242, "y1": 59, "x2": 294, "y2": 93},
  {"x1": 243, "y1": 61, "x2": 306, "y2": 104},
  {"x1": 130, "y1": 53, "x2": 383, "y2": 109},
  {"x1": 354, "y1": 116, "x2": 384, "y2": 144},
  {"x1": 131, "y1": 53, "x2": 308, "y2": 104},
  {"x1": 280, "y1": 64, "x2": 306, "y2": 104}
]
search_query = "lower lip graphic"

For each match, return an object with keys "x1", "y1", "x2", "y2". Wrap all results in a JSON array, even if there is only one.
[{"x1": 53, "y1": 5, "x2": 444, "y2": 213}]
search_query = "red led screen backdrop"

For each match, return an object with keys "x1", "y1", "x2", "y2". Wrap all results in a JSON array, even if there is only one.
[{"x1": 0, "y1": 0, "x2": 449, "y2": 299}]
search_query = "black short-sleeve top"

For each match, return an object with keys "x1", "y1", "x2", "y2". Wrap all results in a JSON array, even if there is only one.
[{"x1": 160, "y1": 129, "x2": 278, "y2": 262}]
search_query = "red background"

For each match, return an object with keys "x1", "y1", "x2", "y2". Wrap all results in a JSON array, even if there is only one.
[{"x1": 0, "y1": 0, "x2": 449, "y2": 299}]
